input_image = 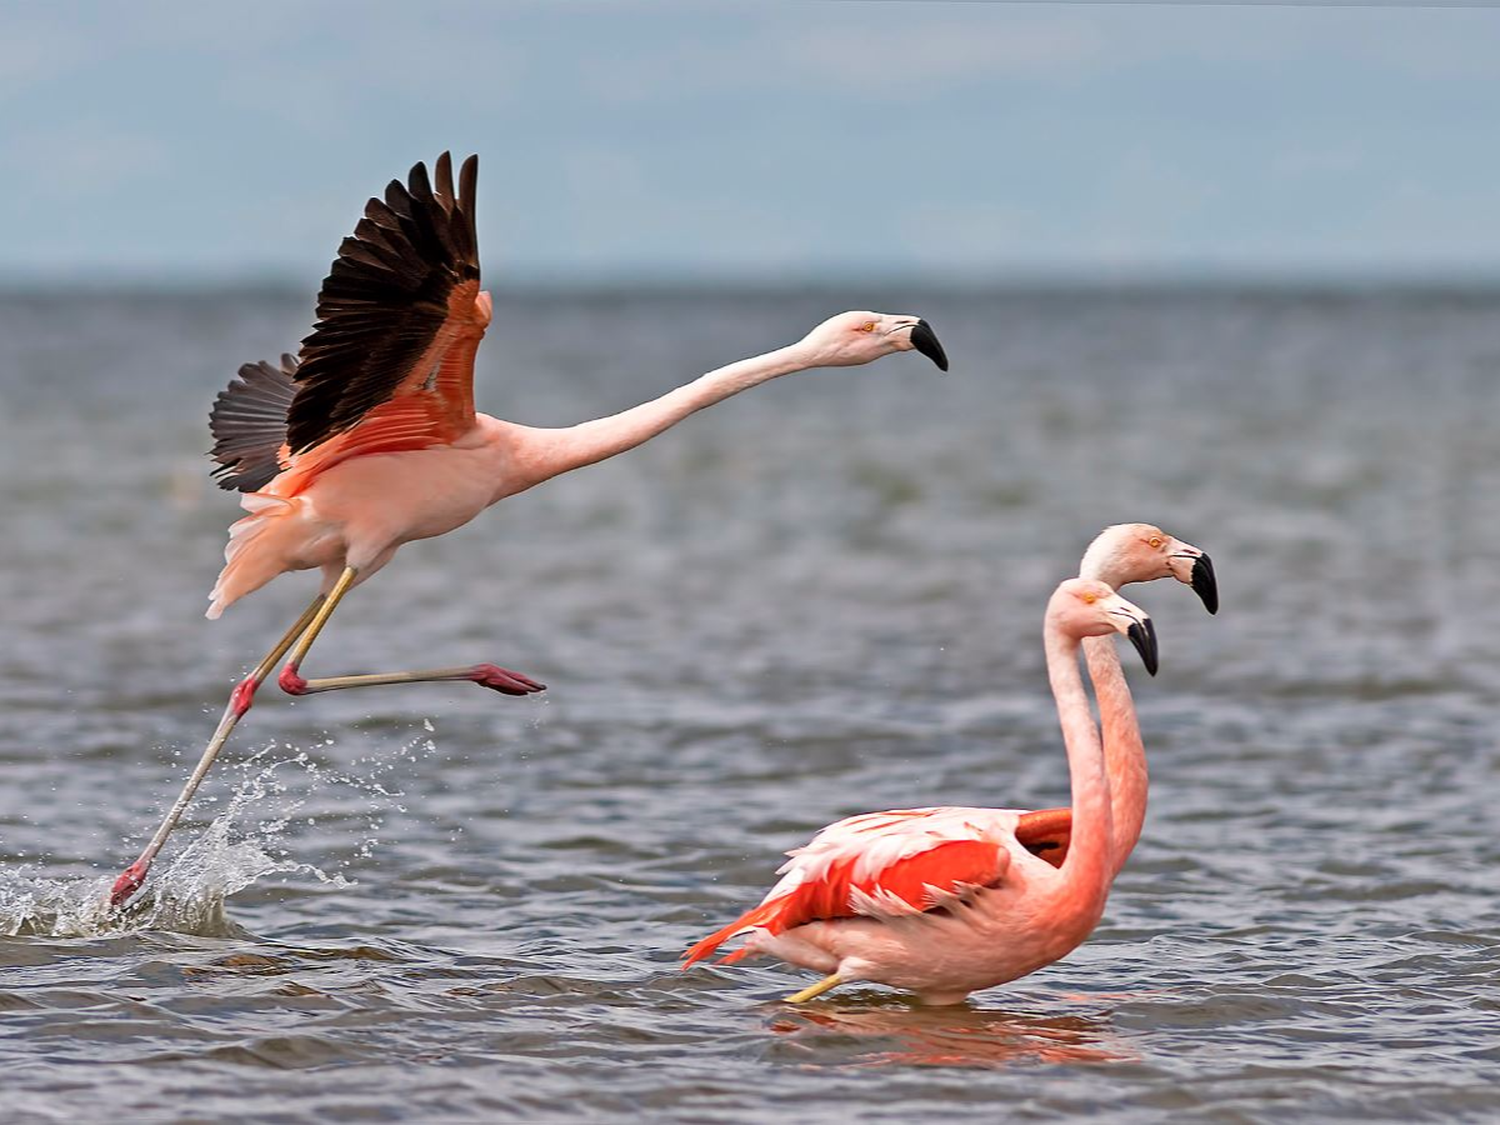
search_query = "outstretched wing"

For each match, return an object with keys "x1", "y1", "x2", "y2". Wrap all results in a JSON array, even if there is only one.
[
  {"x1": 286, "y1": 151, "x2": 486, "y2": 455},
  {"x1": 208, "y1": 354, "x2": 298, "y2": 492},
  {"x1": 684, "y1": 807, "x2": 1022, "y2": 967}
]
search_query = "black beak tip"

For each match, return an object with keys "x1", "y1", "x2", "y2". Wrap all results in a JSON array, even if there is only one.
[
  {"x1": 1192, "y1": 554, "x2": 1219, "y2": 615},
  {"x1": 1127, "y1": 619, "x2": 1159, "y2": 677},
  {"x1": 909, "y1": 318, "x2": 949, "y2": 372}
]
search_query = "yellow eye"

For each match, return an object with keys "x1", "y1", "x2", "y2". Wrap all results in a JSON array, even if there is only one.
[
  {"x1": 859, "y1": 321, "x2": 877, "y2": 333},
  {"x1": 1149, "y1": 536, "x2": 1163, "y2": 549},
  {"x1": 1082, "y1": 591, "x2": 1097, "y2": 604}
]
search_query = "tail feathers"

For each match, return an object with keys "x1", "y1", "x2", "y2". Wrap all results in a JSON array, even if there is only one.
[
  {"x1": 206, "y1": 492, "x2": 297, "y2": 619},
  {"x1": 209, "y1": 355, "x2": 298, "y2": 492},
  {"x1": 682, "y1": 895, "x2": 797, "y2": 969}
]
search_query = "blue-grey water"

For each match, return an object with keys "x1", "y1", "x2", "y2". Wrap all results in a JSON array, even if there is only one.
[{"x1": 0, "y1": 286, "x2": 1497, "y2": 1122}]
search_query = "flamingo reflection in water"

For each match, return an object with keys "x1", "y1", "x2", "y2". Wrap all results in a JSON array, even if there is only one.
[{"x1": 768, "y1": 1000, "x2": 1135, "y2": 1068}]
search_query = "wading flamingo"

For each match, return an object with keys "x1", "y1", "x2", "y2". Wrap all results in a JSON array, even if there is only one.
[
  {"x1": 108, "y1": 151, "x2": 949, "y2": 907},
  {"x1": 1019, "y1": 524, "x2": 1216, "y2": 877},
  {"x1": 683, "y1": 578, "x2": 1157, "y2": 1006}
]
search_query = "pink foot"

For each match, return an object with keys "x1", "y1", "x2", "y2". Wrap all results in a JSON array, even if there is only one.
[
  {"x1": 471, "y1": 664, "x2": 546, "y2": 696},
  {"x1": 110, "y1": 860, "x2": 150, "y2": 908}
]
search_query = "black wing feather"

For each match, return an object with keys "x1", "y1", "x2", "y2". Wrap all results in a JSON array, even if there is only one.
[
  {"x1": 286, "y1": 152, "x2": 481, "y2": 454},
  {"x1": 208, "y1": 355, "x2": 298, "y2": 492}
]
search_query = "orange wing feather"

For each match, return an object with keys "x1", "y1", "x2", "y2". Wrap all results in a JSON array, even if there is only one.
[
  {"x1": 207, "y1": 153, "x2": 491, "y2": 498},
  {"x1": 285, "y1": 152, "x2": 486, "y2": 453},
  {"x1": 268, "y1": 287, "x2": 490, "y2": 497},
  {"x1": 1015, "y1": 807, "x2": 1073, "y2": 869},
  {"x1": 683, "y1": 835, "x2": 1007, "y2": 968}
]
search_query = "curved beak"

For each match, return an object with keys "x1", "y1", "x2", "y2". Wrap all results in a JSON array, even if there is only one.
[
  {"x1": 1191, "y1": 554, "x2": 1218, "y2": 615},
  {"x1": 1168, "y1": 548, "x2": 1218, "y2": 615},
  {"x1": 1126, "y1": 617, "x2": 1159, "y2": 677},
  {"x1": 907, "y1": 318, "x2": 949, "y2": 372},
  {"x1": 1103, "y1": 590, "x2": 1158, "y2": 676}
]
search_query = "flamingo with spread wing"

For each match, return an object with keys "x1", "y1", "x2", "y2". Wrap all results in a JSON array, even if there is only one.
[{"x1": 109, "y1": 152, "x2": 949, "y2": 907}]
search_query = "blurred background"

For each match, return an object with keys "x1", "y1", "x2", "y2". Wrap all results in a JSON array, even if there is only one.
[{"x1": 1, "y1": 3, "x2": 1498, "y2": 1122}]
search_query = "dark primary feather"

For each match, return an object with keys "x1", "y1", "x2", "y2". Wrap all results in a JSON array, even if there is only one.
[
  {"x1": 285, "y1": 152, "x2": 482, "y2": 454},
  {"x1": 208, "y1": 355, "x2": 298, "y2": 492}
]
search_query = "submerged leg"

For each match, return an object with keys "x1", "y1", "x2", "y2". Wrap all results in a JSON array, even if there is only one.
[
  {"x1": 785, "y1": 974, "x2": 844, "y2": 1004},
  {"x1": 108, "y1": 592, "x2": 326, "y2": 908},
  {"x1": 276, "y1": 566, "x2": 544, "y2": 699}
]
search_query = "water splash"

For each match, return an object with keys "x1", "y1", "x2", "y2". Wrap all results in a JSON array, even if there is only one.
[{"x1": 0, "y1": 726, "x2": 441, "y2": 939}]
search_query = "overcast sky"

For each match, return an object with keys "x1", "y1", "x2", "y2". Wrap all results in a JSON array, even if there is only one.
[{"x1": 3, "y1": 1, "x2": 1498, "y2": 284}]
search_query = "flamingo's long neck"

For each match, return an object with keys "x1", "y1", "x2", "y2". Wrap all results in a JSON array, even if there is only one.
[
  {"x1": 1081, "y1": 634, "x2": 1146, "y2": 877},
  {"x1": 514, "y1": 343, "x2": 811, "y2": 485},
  {"x1": 1044, "y1": 622, "x2": 1114, "y2": 913}
]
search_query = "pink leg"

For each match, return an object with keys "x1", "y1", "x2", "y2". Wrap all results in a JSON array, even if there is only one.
[
  {"x1": 275, "y1": 567, "x2": 544, "y2": 700},
  {"x1": 111, "y1": 567, "x2": 542, "y2": 909},
  {"x1": 108, "y1": 593, "x2": 326, "y2": 909},
  {"x1": 278, "y1": 663, "x2": 545, "y2": 698}
]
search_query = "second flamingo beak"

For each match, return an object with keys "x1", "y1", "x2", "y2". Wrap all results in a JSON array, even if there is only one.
[
  {"x1": 907, "y1": 319, "x2": 949, "y2": 372},
  {"x1": 1126, "y1": 617, "x2": 1159, "y2": 677}
]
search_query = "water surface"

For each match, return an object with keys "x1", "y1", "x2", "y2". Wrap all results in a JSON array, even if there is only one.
[{"x1": 0, "y1": 287, "x2": 1497, "y2": 1121}]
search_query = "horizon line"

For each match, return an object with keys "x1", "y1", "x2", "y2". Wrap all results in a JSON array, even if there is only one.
[{"x1": 4, "y1": 265, "x2": 1500, "y2": 297}]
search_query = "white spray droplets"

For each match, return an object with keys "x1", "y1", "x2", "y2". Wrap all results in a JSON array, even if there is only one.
[{"x1": 0, "y1": 725, "x2": 442, "y2": 938}]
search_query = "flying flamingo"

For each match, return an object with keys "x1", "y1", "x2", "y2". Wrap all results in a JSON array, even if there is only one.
[
  {"x1": 683, "y1": 577, "x2": 1158, "y2": 1006},
  {"x1": 1017, "y1": 523, "x2": 1217, "y2": 877},
  {"x1": 108, "y1": 151, "x2": 949, "y2": 908}
]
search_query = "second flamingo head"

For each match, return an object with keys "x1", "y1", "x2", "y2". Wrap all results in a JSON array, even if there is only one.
[{"x1": 1050, "y1": 578, "x2": 1159, "y2": 676}]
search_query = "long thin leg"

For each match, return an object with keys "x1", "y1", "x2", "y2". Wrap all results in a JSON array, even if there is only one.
[
  {"x1": 111, "y1": 565, "x2": 542, "y2": 908},
  {"x1": 785, "y1": 974, "x2": 844, "y2": 1004},
  {"x1": 108, "y1": 592, "x2": 326, "y2": 908},
  {"x1": 279, "y1": 565, "x2": 358, "y2": 676},
  {"x1": 282, "y1": 665, "x2": 545, "y2": 697},
  {"x1": 276, "y1": 566, "x2": 545, "y2": 699}
]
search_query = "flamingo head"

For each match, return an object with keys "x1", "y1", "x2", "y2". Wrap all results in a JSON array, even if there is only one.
[
  {"x1": 1050, "y1": 578, "x2": 1158, "y2": 676},
  {"x1": 796, "y1": 311, "x2": 949, "y2": 371},
  {"x1": 1078, "y1": 523, "x2": 1217, "y2": 615}
]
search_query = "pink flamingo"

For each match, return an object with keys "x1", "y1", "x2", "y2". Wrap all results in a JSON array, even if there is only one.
[
  {"x1": 108, "y1": 152, "x2": 948, "y2": 908},
  {"x1": 1017, "y1": 524, "x2": 1216, "y2": 876},
  {"x1": 683, "y1": 577, "x2": 1158, "y2": 1006}
]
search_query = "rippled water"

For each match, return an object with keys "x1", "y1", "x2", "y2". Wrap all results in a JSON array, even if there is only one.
[{"x1": 0, "y1": 287, "x2": 1496, "y2": 1121}]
